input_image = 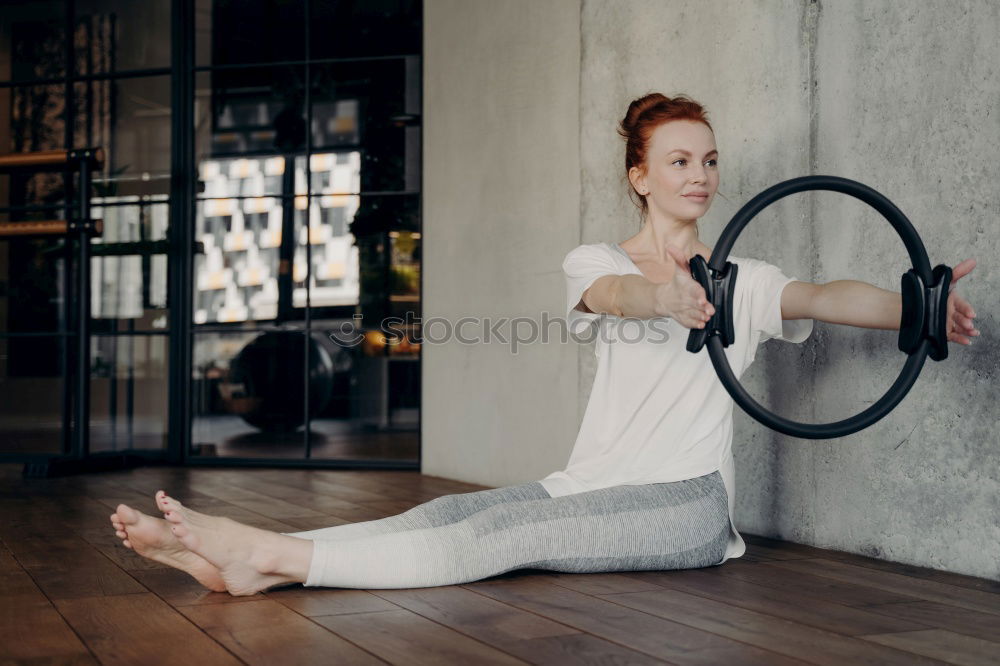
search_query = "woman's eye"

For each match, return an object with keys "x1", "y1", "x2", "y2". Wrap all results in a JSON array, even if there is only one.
[
  {"x1": 705, "y1": 159, "x2": 718, "y2": 167},
  {"x1": 672, "y1": 159, "x2": 686, "y2": 166}
]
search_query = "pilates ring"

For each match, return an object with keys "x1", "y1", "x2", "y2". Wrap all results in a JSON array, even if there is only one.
[{"x1": 686, "y1": 175, "x2": 953, "y2": 439}]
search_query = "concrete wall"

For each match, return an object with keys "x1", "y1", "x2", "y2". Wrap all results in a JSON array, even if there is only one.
[
  {"x1": 422, "y1": 0, "x2": 583, "y2": 485},
  {"x1": 423, "y1": 0, "x2": 999, "y2": 580}
]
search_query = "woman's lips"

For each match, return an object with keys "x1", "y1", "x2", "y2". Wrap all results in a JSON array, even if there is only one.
[{"x1": 683, "y1": 193, "x2": 709, "y2": 201}]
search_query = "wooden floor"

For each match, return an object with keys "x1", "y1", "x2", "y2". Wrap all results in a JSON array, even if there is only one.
[{"x1": 1, "y1": 464, "x2": 998, "y2": 665}]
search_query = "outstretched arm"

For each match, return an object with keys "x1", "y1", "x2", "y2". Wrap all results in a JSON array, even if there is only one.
[{"x1": 781, "y1": 259, "x2": 979, "y2": 345}]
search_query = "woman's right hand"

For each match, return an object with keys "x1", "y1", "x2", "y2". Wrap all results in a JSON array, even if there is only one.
[{"x1": 653, "y1": 245, "x2": 716, "y2": 329}]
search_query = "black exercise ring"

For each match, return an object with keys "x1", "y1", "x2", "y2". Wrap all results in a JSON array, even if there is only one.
[{"x1": 686, "y1": 175, "x2": 953, "y2": 439}]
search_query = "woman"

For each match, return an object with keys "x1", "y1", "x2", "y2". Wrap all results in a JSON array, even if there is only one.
[{"x1": 110, "y1": 93, "x2": 979, "y2": 596}]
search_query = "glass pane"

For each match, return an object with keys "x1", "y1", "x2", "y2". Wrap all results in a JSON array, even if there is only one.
[
  {"x1": 309, "y1": 0, "x2": 421, "y2": 60},
  {"x1": 294, "y1": 154, "x2": 361, "y2": 310},
  {"x1": 0, "y1": 236, "x2": 69, "y2": 335},
  {"x1": 74, "y1": 0, "x2": 171, "y2": 75},
  {"x1": 311, "y1": 58, "x2": 419, "y2": 192},
  {"x1": 0, "y1": 1, "x2": 67, "y2": 83},
  {"x1": 74, "y1": 75, "x2": 172, "y2": 197},
  {"x1": 195, "y1": 0, "x2": 305, "y2": 67},
  {"x1": 90, "y1": 198, "x2": 170, "y2": 333},
  {"x1": 90, "y1": 334, "x2": 169, "y2": 452},
  {"x1": 195, "y1": 67, "x2": 305, "y2": 160},
  {"x1": 194, "y1": 195, "x2": 291, "y2": 324},
  {"x1": 0, "y1": 334, "x2": 65, "y2": 454},
  {"x1": 191, "y1": 329, "x2": 307, "y2": 458},
  {"x1": 308, "y1": 319, "x2": 419, "y2": 462},
  {"x1": 350, "y1": 193, "x2": 419, "y2": 321},
  {"x1": 0, "y1": 85, "x2": 69, "y2": 212}
]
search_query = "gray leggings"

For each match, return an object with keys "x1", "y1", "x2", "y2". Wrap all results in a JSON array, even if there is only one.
[{"x1": 283, "y1": 469, "x2": 730, "y2": 589}]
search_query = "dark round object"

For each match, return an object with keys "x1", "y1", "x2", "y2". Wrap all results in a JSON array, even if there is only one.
[
  {"x1": 226, "y1": 331, "x2": 335, "y2": 433},
  {"x1": 687, "y1": 175, "x2": 953, "y2": 439}
]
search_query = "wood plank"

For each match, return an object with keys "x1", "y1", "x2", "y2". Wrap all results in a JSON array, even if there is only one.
[
  {"x1": 179, "y1": 598, "x2": 387, "y2": 665},
  {"x1": 0, "y1": 570, "x2": 96, "y2": 663},
  {"x1": 313, "y1": 608, "x2": 529, "y2": 665},
  {"x1": 375, "y1": 585, "x2": 579, "y2": 640},
  {"x1": 258, "y1": 468, "x2": 452, "y2": 504},
  {"x1": 544, "y1": 571, "x2": 679, "y2": 595},
  {"x1": 596, "y1": 585, "x2": 951, "y2": 665},
  {"x1": 581, "y1": 568, "x2": 929, "y2": 636},
  {"x1": 2, "y1": 534, "x2": 146, "y2": 600},
  {"x1": 266, "y1": 587, "x2": 400, "y2": 616},
  {"x1": 861, "y1": 628, "x2": 1000, "y2": 665},
  {"x1": 717, "y1": 558, "x2": 920, "y2": 606},
  {"x1": 371, "y1": 585, "x2": 669, "y2": 665},
  {"x1": 130, "y1": 568, "x2": 258, "y2": 607},
  {"x1": 861, "y1": 600, "x2": 1000, "y2": 644},
  {"x1": 278, "y1": 514, "x2": 354, "y2": 531},
  {"x1": 465, "y1": 576, "x2": 808, "y2": 665},
  {"x1": 768, "y1": 559, "x2": 1000, "y2": 616},
  {"x1": 745, "y1": 534, "x2": 1000, "y2": 596},
  {"x1": 505, "y1": 633, "x2": 670, "y2": 665},
  {"x1": 743, "y1": 541, "x2": 817, "y2": 561},
  {"x1": 54, "y1": 592, "x2": 243, "y2": 666}
]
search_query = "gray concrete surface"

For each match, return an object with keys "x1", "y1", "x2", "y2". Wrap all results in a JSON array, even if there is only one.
[
  {"x1": 423, "y1": 0, "x2": 998, "y2": 580},
  {"x1": 422, "y1": 0, "x2": 583, "y2": 484}
]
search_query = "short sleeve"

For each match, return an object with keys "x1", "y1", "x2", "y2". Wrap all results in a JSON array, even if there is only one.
[
  {"x1": 749, "y1": 259, "x2": 814, "y2": 344},
  {"x1": 563, "y1": 243, "x2": 620, "y2": 336}
]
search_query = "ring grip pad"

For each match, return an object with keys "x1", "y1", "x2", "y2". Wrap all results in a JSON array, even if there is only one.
[
  {"x1": 898, "y1": 264, "x2": 952, "y2": 362},
  {"x1": 686, "y1": 255, "x2": 737, "y2": 353}
]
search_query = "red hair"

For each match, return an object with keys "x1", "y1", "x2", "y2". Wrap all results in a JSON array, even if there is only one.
[{"x1": 617, "y1": 93, "x2": 713, "y2": 216}]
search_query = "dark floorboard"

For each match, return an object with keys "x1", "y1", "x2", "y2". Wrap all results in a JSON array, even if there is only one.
[{"x1": 1, "y1": 464, "x2": 997, "y2": 665}]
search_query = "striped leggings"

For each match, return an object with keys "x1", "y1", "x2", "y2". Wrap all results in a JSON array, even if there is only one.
[{"x1": 281, "y1": 469, "x2": 730, "y2": 589}]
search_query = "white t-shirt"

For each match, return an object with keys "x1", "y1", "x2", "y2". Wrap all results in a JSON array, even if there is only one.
[{"x1": 541, "y1": 241, "x2": 814, "y2": 565}]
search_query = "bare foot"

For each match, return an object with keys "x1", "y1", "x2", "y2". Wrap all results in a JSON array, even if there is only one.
[
  {"x1": 156, "y1": 490, "x2": 312, "y2": 596},
  {"x1": 110, "y1": 500, "x2": 226, "y2": 592}
]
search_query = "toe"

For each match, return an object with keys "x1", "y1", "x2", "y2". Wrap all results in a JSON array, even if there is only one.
[
  {"x1": 115, "y1": 530, "x2": 127, "y2": 539},
  {"x1": 170, "y1": 523, "x2": 188, "y2": 539},
  {"x1": 155, "y1": 490, "x2": 173, "y2": 511},
  {"x1": 116, "y1": 503, "x2": 139, "y2": 525},
  {"x1": 122, "y1": 539, "x2": 132, "y2": 549},
  {"x1": 160, "y1": 496, "x2": 184, "y2": 516}
]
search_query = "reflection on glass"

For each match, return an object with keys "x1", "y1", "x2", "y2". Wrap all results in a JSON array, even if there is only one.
[
  {"x1": 192, "y1": 330, "x2": 311, "y2": 458},
  {"x1": 309, "y1": 317, "x2": 419, "y2": 462},
  {"x1": 388, "y1": 230, "x2": 420, "y2": 308},
  {"x1": 194, "y1": 152, "x2": 362, "y2": 323},
  {"x1": 90, "y1": 198, "x2": 170, "y2": 332},
  {"x1": 294, "y1": 153, "x2": 361, "y2": 310},
  {"x1": 74, "y1": 0, "x2": 171, "y2": 75},
  {"x1": 90, "y1": 334, "x2": 169, "y2": 452},
  {"x1": 309, "y1": 0, "x2": 421, "y2": 60},
  {"x1": 0, "y1": 236, "x2": 67, "y2": 335},
  {"x1": 0, "y1": 1, "x2": 66, "y2": 82},
  {"x1": 195, "y1": 0, "x2": 305, "y2": 67},
  {"x1": 311, "y1": 58, "x2": 416, "y2": 192},
  {"x1": 0, "y1": 85, "x2": 68, "y2": 207},
  {"x1": 74, "y1": 76, "x2": 172, "y2": 197},
  {"x1": 194, "y1": 67, "x2": 305, "y2": 160},
  {"x1": 0, "y1": 334, "x2": 64, "y2": 454}
]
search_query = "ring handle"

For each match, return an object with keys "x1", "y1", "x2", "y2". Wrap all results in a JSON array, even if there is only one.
[{"x1": 686, "y1": 175, "x2": 952, "y2": 439}]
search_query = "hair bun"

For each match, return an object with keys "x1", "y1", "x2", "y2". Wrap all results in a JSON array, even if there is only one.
[{"x1": 620, "y1": 92, "x2": 671, "y2": 134}]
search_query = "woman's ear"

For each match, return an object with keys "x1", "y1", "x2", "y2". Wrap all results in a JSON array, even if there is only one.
[{"x1": 628, "y1": 166, "x2": 646, "y2": 195}]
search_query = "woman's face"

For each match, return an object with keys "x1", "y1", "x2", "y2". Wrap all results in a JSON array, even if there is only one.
[{"x1": 630, "y1": 120, "x2": 719, "y2": 222}]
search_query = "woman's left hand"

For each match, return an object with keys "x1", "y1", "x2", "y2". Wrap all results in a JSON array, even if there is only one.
[{"x1": 946, "y1": 258, "x2": 979, "y2": 346}]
